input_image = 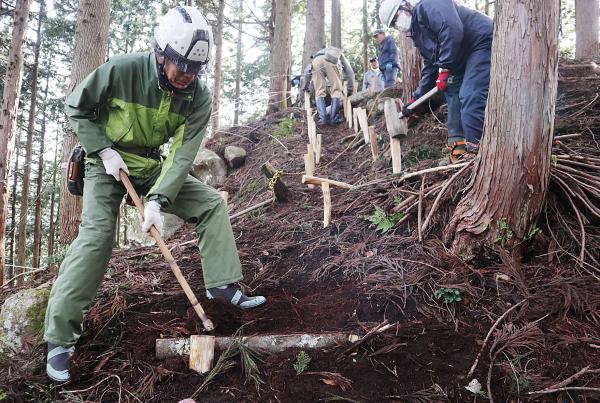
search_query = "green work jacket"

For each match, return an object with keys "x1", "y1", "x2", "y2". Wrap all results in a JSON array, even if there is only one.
[{"x1": 65, "y1": 52, "x2": 212, "y2": 208}]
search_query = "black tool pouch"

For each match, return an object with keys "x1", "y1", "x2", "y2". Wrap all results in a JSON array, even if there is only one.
[{"x1": 67, "y1": 145, "x2": 86, "y2": 196}]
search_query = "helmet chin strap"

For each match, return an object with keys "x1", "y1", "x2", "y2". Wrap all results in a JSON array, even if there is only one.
[{"x1": 155, "y1": 56, "x2": 176, "y2": 92}]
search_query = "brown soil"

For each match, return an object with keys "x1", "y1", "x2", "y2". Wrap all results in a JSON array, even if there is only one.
[{"x1": 1, "y1": 61, "x2": 600, "y2": 403}]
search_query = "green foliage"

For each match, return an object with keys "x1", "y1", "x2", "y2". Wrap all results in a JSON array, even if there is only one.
[
  {"x1": 293, "y1": 351, "x2": 311, "y2": 375},
  {"x1": 236, "y1": 340, "x2": 265, "y2": 392},
  {"x1": 523, "y1": 227, "x2": 542, "y2": 242},
  {"x1": 274, "y1": 117, "x2": 295, "y2": 138},
  {"x1": 494, "y1": 218, "x2": 514, "y2": 245},
  {"x1": 405, "y1": 145, "x2": 442, "y2": 166},
  {"x1": 365, "y1": 206, "x2": 404, "y2": 233},
  {"x1": 434, "y1": 287, "x2": 462, "y2": 304},
  {"x1": 25, "y1": 383, "x2": 53, "y2": 403},
  {"x1": 0, "y1": 390, "x2": 6, "y2": 401},
  {"x1": 509, "y1": 374, "x2": 531, "y2": 395}
]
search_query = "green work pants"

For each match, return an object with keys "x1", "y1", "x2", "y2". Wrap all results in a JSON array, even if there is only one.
[{"x1": 44, "y1": 163, "x2": 242, "y2": 346}]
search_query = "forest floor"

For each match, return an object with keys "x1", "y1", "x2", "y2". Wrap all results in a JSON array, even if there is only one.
[{"x1": 2, "y1": 61, "x2": 600, "y2": 403}]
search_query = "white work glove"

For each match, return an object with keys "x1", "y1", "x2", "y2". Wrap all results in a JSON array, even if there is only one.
[
  {"x1": 141, "y1": 200, "x2": 164, "y2": 236},
  {"x1": 98, "y1": 148, "x2": 129, "y2": 181}
]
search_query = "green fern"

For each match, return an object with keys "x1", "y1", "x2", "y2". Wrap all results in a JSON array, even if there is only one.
[
  {"x1": 365, "y1": 206, "x2": 405, "y2": 233},
  {"x1": 293, "y1": 351, "x2": 311, "y2": 375}
]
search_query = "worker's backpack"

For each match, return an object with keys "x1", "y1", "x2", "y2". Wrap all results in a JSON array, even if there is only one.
[
  {"x1": 67, "y1": 145, "x2": 86, "y2": 196},
  {"x1": 324, "y1": 47, "x2": 342, "y2": 64}
]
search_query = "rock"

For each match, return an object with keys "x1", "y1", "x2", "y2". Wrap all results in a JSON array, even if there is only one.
[
  {"x1": 223, "y1": 145, "x2": 247, "y2": 169},
  {"x1": 127, "y1": 212, "x2": 184, "y2": 247},
  {"x1": 190, "y1": 149, "x2": 227, "y2": 187},
  {"x1": 0, "y1": 285, "x2": 50, "y2": 356}
]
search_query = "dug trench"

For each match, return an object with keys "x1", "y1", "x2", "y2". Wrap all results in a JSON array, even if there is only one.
[{"x1": 2, "y1": 61, "x2": 600, "y2": 402}]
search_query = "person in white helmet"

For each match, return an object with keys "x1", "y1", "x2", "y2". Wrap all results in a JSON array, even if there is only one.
[
  {"x1": 44, "y1": 6, "x2": 266, "y2": 383},
  {"x1": 379, "y1": 0, "x2": 493, "y2": 163}
]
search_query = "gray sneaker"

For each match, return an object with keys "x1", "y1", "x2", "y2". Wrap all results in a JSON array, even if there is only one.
[
  {"x1": 206, "y1": 284, "x2": 266, "y2": 309},
  {"x1": 47, "y1": 343, "x2": 75, "y2": 383}
]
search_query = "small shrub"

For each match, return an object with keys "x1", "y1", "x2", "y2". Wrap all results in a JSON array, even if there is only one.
[
  {"x1": 523, "y1": 227, "x2": 542, "y2": 241},
  {"x1": 494, "y1": 218, "x2": 514, "y2": 245},
  {"x1": 434, "y1": 287, "x2": 462, "y2": 304},
  {"x1": 405, "y1": 145, "x2": 442, "y2": 166},
  {"x1": 293, "y1": 351, "x2": 311, "y2": 375},
  {"x1": 274, "y1": 117, "x2": 295, "y2": 138},
  {"x1": 365, "y1": 206, "x2": 405, "y2": 233}
]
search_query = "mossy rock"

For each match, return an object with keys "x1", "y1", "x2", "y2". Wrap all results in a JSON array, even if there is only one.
[{"x1": 0, "y1": 285, "x2": 50, "y2": 356}]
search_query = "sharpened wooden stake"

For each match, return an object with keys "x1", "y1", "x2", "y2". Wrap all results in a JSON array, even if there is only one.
[
  {"x1": 189, "y1": 335, "x2": 215, "y2": 374},
  {"x1": 120, "y1": 171, "x2": 214, "y2": 331},
  {"x1": 390, "y1": 135, "x2": 402, "y2": 174},
  {"x1": 357, "y1": 108, "x2": 370, "y2": 144},
  {"x1": 353, "y1": 108, "x2": 359, "y2": 133},
  {"x1": 302, "y1": 175, "x2": 353, "y2": 190},
  {"x1": 346, "y1": 98, "x2": 353, "y2": 128},
  {"x1": 307, "y1": 116, "x2": 317, "y2": 146},
  {"x1": 322, "y1": 182, "x2": 331, "y2": 227},
  {"x1": 304, "y1": 146, "x2": 315, "y2": 189},
  {"x1": 369, "y1": 127, "x2": 378, "y2": 161},
  {"x1": 304, "y1": 91, "x2": 311, "y2": 115},
  {"x1": 315, "y1": 133, "x2": 322, "y2": 164}
]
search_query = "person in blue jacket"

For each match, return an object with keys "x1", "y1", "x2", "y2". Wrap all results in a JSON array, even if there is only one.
[
  {"x1": 379, "y1": 0, "x2": 493, "y2": 163},
  {"x1": 373, "y1": 29, "x2": 399, "y2": 88}
]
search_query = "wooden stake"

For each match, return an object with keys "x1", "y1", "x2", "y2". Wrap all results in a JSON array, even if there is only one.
[
  {"x1": 357, "y1": 108, "x2": 370, "y2": 144},
  {"x1": 322, "y1": 182, "x2": 331, "y2": 228},
  {"x1": 304, "y1": 91, "x2": 311, "y2": 115},
  {"x1": 307, "y1": 116, "x2": 317, "y2": 146},
  {"x1": 120, "y1": 172, "x2": 214, "y2": 331},
  {"x1": 390, "y1": 135, "x2": 402, "y2": 174},
  {"x1": 346, "y1": 98, "x2": 353, "y2": 128},
  {"x1": 353, "y1": 108, "x2": 359, "y2": 133},
  {"x1": 189, "y1": 335, "x2": 215, "y2": 374},
  {"x1": 369, "y1": 126, "x2": 378, "y2": 161},
  {"x1": 302, "y1": 175, "x2": 353, "y2": 190},
  {"x1": 304, "y1": 147, "x2": 315, "y2": 189},
  {"x1": 315, "y1": 133, "x2": 322, "y2": 165},
  {"x1": 384, "y1": 99, "x2": 407, "y2": 139}
]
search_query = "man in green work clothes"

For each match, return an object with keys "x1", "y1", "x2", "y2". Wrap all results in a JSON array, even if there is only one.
[{"x1": 44, "y1": 6, "x2": 266, "y2": 383}]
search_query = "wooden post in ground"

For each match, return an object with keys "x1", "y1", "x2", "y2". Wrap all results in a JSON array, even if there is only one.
[
  {"x1": 346, "y1": 98, "x2": 353, "y2": 129},
  {"x1": 322, "y1": 182, "x2": 331, "y2": 227},
  {"x1": 307, "y1": 116, "x2": 317, "y2": 147},
  {"x1": 304, "y1": 145, "x2": 315, "y2": 189},
  {"x1": 314, "y1": 133, "x2": 322, "y2": 164},
  {"x1": 189, "y1": 335, "x2": 215, "y2": 374},
  {"x1": 304, "y1": 91, "x2": 311, "y2": 115},
  {"x1": 389, "y1": 134, "x2": 402, "y2": 174},
  {"x1": 218, "y1": 191, "x2": 229, "y2": 206},
  {"x1": 357, "y1": 108, "x2": 370, "y2": 144},
  {"x1": 353, "y1": 108, "x2": 359, "y2": 133},
  {"x1": 369, "y1": 126, "x2": 378, "y2": 161}
]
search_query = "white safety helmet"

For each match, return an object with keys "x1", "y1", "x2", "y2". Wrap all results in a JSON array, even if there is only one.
[
  {"x1": 379, "y1": 0, "x2": 420, "y2": 28},
  {"x1": 154, "y1": 6, "x2": 212, "y2": 75}
]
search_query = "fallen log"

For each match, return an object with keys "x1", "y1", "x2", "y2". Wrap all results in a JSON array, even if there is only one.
[{"x1": 156, "y1": 332, "x2": 360, "y2": 359}]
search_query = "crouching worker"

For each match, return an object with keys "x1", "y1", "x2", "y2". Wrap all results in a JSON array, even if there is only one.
[
  {"x1": 44, "y1": 6, "x2": 266, "y2": 383},
  {"x1": 379, "y1": 0, "x2": 493, "y2": 163},
  {"x1": 303, "y1": 47, "x2": 355, "y2": 127}
]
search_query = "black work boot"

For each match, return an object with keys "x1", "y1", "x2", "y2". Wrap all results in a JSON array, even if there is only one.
[
  {"x1": 47, "y1": 343, "x2": 75, "y2": 383},
  {"x1": 206, "y1": 284, "x2": 266, "y2": 309},
  {"x1": 316, "y1": 96, "x2": 328, "y2": 126}
]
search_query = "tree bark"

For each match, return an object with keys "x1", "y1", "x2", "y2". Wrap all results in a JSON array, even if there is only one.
[
  {"x1": 47, "y1": 131, "x2": 59, "y2": 260},
  {"x1": 16, "y1": 5, "x2": 44, "y2": 282},
  {"x1": 0, "y1": 0, "x2": 34, "y2": 285},
  {"x1": 210, "y1": 0, "x2": 225, "y2": 132},
  {"x1": 60, "y1": 0, "x2": 112, "y2": 245},
  {"x1": 445, "y1": 0, "x2": 559, "y2": 258},
  {"x1": 8, "y1": 125, "x2": 21, "y2": 285},
  {"x1": 233, "y1": 0, "x2": 243, "y2": 126},
  {"x1": 361, "y1": 0, "x2": 369, "y2": 72},
  {"x1": 575, "y1": 0, "x2": 599, "y2": 59},
  {"x1": 331, "y1": 0, "x2": 341, "y2": 48},
  {"x1": 267, "y1": 0, "x2": 292, "y2": 113},
  {"x1": 32, "y1": 59, "x2": 51, "y2": 270},
  {"x1": 301, "y1": 0, "x2": 325, "y2": 73},
  {"x1": 399, "y1": 33, "x2": 422, "y2": 103}
]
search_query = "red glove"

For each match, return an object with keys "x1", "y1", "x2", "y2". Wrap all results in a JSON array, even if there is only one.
[{"x1": 436, "y1": 69, "x2": 450, "y2": 92}]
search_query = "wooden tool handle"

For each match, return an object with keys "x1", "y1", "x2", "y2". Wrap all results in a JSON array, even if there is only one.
[{"x1": 119, "y1": 170, "x2": 214, "y2": 331}]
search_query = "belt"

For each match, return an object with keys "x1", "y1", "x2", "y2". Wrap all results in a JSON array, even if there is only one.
[{"x1": 117, "y1": 146, "x2": 162, "y2": 160}]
